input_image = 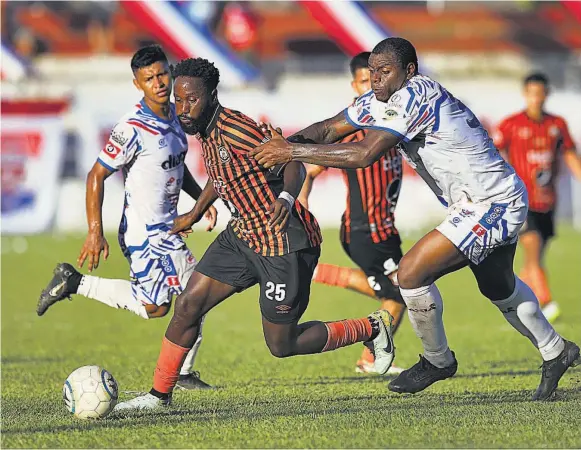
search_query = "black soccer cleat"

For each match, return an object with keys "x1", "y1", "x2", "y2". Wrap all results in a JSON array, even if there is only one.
[
  {"x1": 532, "y1": 340, "x2": 580, "y2": 401},
  {"x1": 37, "y1": 263, "x2": 79, "y2": 316},
  {"x1": 388, "y1": 352, "x2": 458, "y2": 394},
  {"x1": 175, "y1": 372, "x2": 213, "y2": 390}
]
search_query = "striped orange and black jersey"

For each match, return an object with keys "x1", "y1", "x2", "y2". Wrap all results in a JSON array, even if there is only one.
[
  {"x1": 339, "y1": 129, "x2": 402, "y2": 244},
  {"x1": 198, "y1": 106, "x2": 322, "y2": 257}
]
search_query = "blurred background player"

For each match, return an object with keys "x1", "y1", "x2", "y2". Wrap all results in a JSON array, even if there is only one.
[
  {"x1": 494, "y1": 73, "x2": 581, "y2": 323},
  {"x1": 114, "y1": 57, "x2": 395, "y2": 411},
  {"x1": 298, "y1": 52, "x2": 405, "y2": 375},
  {"x1": 36, "y1": 45, "x2": 217, "y2": 390}
]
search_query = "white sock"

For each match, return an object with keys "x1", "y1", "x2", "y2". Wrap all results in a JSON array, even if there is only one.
[
  {"x1": 77, "y1": 275, "x2": 149, "y2": 319},
  {"x1": 492, "y1": 276, "x2": 564, "y2": 361},
  {"x1": 179, "y1": 316, "x2": 205, "y2": 375},
  {"x1": 400, "y1": 284, "x2": 455, "y2": 368}
]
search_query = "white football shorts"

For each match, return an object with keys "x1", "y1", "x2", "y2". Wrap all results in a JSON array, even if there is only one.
[
  {"x1": 436, "y1": 194, "x2": 528, "y2": 265},
  {"x1": 128, "y1": 246, "x2": 197, "y2": 305}
]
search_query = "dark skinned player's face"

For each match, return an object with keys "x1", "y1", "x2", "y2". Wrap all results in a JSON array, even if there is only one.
[
  {"x1": 174, "y1": 76, "x2": 216, "y2": 135},
  {"x1": 133, "y1": 61, "x2": 171, "y2": 105},
  {"x1": 351, "y1": 67, "x2": 371, "y2": 97},
  {"x1": 368, "y1": 52, "x2": 415, "y2": 102}
]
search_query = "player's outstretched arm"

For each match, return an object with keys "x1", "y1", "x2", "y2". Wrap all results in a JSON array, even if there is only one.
[
  {"x1": 298, "y1": 165, "x2": 325, "y2": 209},
  {"x1": 288, "y1": 110, "x2": 358, "y2": 145},
  {"x1": 170, "y1": 179, "x2": 219, "y2": 235},
  {"x1": 252, "y1": 125, "x2": 400, "y2": 169},
  {"x1": 78, "y1": 162, "x2": 114, "y2": 272},
  {"x1": 268, "y1": 161, "x2": 306, "y2": 232},
  {"x1": 182, "y1": 166, "x2": 218, "y2": 230}
]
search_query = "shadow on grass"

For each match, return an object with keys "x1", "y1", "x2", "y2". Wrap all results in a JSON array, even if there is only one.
[{"x1": 3, "y1": 386, "x2": 580, "y2": 437}]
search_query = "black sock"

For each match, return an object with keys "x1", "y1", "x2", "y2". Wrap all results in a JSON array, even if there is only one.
[
  {"x1": 68, "y1": 271, "x2": 83, "y2": 293},
  {"x1": 149, "y1": 388, "x2": 170, "y2": 401}
]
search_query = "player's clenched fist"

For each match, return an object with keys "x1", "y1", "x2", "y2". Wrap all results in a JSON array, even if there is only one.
[
  {"x1": 251, "y1": 123, "x2": 293, "y2": 169},
  {"x1": 78, "y1": 232, "x2": 109, "y2": 272}
]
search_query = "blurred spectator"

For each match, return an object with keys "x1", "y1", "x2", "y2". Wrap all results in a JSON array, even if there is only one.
[
  {"x1": 222, "y1": 2, "x2": 259, "y2": 64},
  {"x1": 65, "y1": 1, "x2": 116, "y2": 53}
]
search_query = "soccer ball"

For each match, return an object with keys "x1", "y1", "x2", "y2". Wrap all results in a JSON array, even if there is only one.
[{"x1": 63, "y1": 365, "x2": 118, "y2": 419}]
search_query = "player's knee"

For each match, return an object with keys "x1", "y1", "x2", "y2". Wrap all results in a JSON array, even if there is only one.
[
  {"x1": 397, "y1": 256, "x2": 427, "y2": 289},
  {"x1": 174, "y1": 290, "x2": 204, "y2": 323},
  {"x1": 267, "y1": 341, "x2": 294, "y2": 358}
]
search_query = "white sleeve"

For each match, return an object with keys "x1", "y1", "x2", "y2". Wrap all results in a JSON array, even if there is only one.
[
  {"x1": 344, "y1": 90, "x2": 376, "y2": 128},
  {"x1": 97, "y1": 122, "x2": 140, "y2": 172},
  {"x1": 369, "y1": 87, "x2": 428, "y2": 143}
]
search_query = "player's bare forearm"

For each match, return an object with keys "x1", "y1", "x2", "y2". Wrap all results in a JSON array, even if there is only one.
[
  {"x1": 563, "y1": 149, "x2": 581, "y2": 181},
  {"x1": 289, "y1": 111, "x2": 356, "y2": 144},
  {"x1": 282, "y1": 161, "x2": 307, "y2": 199},
  {"x1": 85, "y1": 163, "x2": 112, "y2": 235},
  {"x1": 290, "y1": 130, "x2": 400, "y2": 169},
  {"x1": 189, "y1": 179, "x2": 218, "y2": 220},
  {"x1": 181, "y1": 166, "x2": 204, "y2": 200}
]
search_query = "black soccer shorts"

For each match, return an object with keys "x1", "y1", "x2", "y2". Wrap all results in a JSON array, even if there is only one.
[
  {"x1": 519, "y1": 210, "x2": 555, "y2": 243},
  {"x1": 341, "y1": 230, "x2": 403, "y2": 302},
  {"x1": 196, "y1": 225, "x2": 320, "y2": 324}
]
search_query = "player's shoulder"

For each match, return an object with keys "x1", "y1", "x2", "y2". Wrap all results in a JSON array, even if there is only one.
[
  {"x1": 220, "y1": 107, "x2": 261, "y2": 130},
  {"x1": 405, "y1": 74, "x2": 439, "y2": 96},
  {"x1": 543, "y1": 112, "x2": 568, "y2": 127},
  {"x1": 108, "y1": 106, "x2": 143, "y2": 147}
]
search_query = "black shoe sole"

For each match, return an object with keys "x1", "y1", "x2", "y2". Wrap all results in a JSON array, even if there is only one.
[{"x1": 388, "y1": 363, "x2": 457, "y2": 394}]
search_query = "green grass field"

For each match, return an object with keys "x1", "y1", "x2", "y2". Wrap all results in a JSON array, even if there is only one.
[{"x1": 2, "y1": 228, "x2": 581, "y2": 448}]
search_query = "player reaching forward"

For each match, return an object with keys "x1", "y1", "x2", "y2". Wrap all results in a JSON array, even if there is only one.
[
  {"x1": 494, "y1": 72, "x2": 581, "y2": 323},
  {"x1": 252, "y1": 37, "x2": 579, "y2": 400},
  {"x1": 298, "y1": 52, "x2": 405, "y2": 375},
  {"x1": 114, "y1": 57, "x2": 395, "y2": 411},
  {"x1": 37, "y1": 45, "x2": 216, "y2": 389}
]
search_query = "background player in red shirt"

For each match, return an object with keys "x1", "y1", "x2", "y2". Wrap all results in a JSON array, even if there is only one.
[
  {"x1": 298, "y1": 52, "x2": 405, "y2": 375},
  {"x1": 494, "y1": 73, "x2": 581, "y2": 323}
]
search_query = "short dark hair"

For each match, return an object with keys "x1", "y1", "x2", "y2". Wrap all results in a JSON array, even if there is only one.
[
  {"x1": 524, "y1": 72, "x2": 549, "y2": 88},
  {"x1": 372, "y1": 37, "x2": 418, "y2": 73},
  {"x1": 349, "y1": 52, "x2": 371, "y2": 77},
  {"x1": 171, "y1": 57, "x2": 220, "y2": 92},
  {"x1": 130, "y1": 45, "x2": 168, "y2": 73}
]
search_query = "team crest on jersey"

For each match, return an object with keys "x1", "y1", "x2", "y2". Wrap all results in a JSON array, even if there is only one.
[
  {"x1": 384, "y1": 109, "x2": 398, "y2": 120},
  {"x1": 105, "y1": 142, "x2": 121, "y2": 158},
  {"x1": 549, "y1": 125, "x2": 559, "y2": 137},
  {"x1": 518, "y1": 127, "x2": 532, "y2": 139},
  {"x1": 218, "y1": 146, "x2": 231, "y2": 163}
]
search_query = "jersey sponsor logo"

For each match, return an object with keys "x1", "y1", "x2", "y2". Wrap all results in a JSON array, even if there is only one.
[
  {"x1": 479, "y1": 204, "x2": 507, "y2": 230},
  {"x1": 527, "y1": 151, "x2": 552, "y2": 165},
  {"x1": 459, "y1": 208, "x2": 475, "y2": 218},
  {"x1": 472, "y1": 223, "x2": 487, "y2": 237},
  {"x1": 166, "y1": 177, "x2": 175, "y2": 187},
  {"x1": 104, "y1": 142, "x2": 121, "y2": 158},
  {"x1": 548, "y1": 125, "x2": 559, "y2": 137},
  {"x1": 213, "y1": 176, "x2": 228, "y2": 195},
  {"x1": 159, "y1": 138, "x2": 168, "y2": 148},
  {"x1": 218, "y1": 146, "x2": 231, "y2": 163},
  {"x1": 389, "y1": 94, "x2": 401, "y2": 102},
  {"x1": 448, "y1": 216, "x2": 462, "y2": 227},
  {"x1": 161, "y1": 151, "x2": 187, "y2": 170},
  {"x1": 110, "y1": 129, "x2": 129, "y2": 146}
]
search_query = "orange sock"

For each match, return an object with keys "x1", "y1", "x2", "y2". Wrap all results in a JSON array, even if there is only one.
[
  {"x1": 314, "y1": 264, "x2": 352, "y2": 289},
  {"x1": 322, "y1": 318, "x2": 373, "y2": 352},
  {"x1": 152, "y1": 337, "x2": 190, "y2": 394},
  {"x1": 528, "y1": 267, "x2": 551, "y2": 306}
]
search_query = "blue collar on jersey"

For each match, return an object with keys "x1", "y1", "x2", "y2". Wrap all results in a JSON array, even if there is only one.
[{"x1": 139, "y1": 99, "x2": 174, "y2": 124}]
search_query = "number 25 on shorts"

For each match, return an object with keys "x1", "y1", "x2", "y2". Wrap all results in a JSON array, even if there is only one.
[{"x1": 265, "y1": 282, "x2": 286, "y2": 301}]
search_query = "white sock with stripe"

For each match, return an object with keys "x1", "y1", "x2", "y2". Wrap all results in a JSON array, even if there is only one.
[{"x1": 77, "y1": 276, "x2": 149, "y2": 319}]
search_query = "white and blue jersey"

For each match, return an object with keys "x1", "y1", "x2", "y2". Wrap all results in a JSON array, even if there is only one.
[
  {"x1": 98, "y1": 100, "x2": 196, "y2": 304},
  {"x1": 345, "y1": 74, "x2": 525, "y2": 207},
  {"x1": 345, "y1": 75, "x2": 528, "y2": 264}
]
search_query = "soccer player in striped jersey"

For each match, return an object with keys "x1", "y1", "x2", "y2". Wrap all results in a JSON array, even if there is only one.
[
  {"x1": 36, "y1": 45, "x2": 216, "y2": 389},
  {"x1": 114, "y1": 57, "x2": 396, "y2": 411},
  {"x1": 494, "y1": 73, "x2": 581, "y2": 323},
  {"x1": 298, "y1": 52, "x2": 406, "y2": 375},
  {"x1": 253, "y1": 37, "x2": 579, "y2": 400}
]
